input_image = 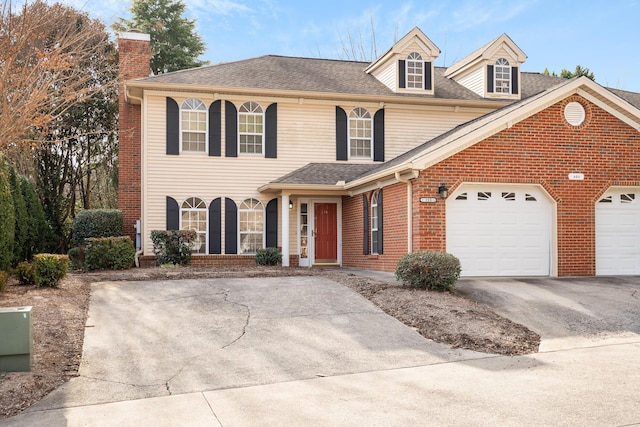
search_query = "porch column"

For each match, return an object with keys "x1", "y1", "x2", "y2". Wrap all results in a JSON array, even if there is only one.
[{"x1": 281, "y1": 194, "x2": 290, "y2": 267}]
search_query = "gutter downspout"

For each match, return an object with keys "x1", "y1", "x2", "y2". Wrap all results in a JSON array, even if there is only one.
[
  {"x1": 127, "y1": 87, "x2": 145, "y2": 267},
  {"x1": 395, "y1": 172, "x2": 413, "y2": 254}
]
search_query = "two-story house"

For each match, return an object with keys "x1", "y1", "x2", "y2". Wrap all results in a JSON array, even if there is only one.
[{"x1": 118, "y1": 27, "x2": 640, "y2": 277}]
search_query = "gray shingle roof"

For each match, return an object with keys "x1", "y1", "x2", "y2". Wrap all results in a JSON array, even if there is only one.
[
  {"x1": 135, "y1": 55, "x2": 508, "y2": 101},
  {"x1": 271, "y1": 163, "x2": 377, "y2": 185}
]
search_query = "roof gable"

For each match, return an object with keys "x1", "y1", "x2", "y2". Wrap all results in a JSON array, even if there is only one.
[
  {"x1": 444, "y1": 33, "x2": 527, "y2": 79},
  {"x1": 365, "y1": 27, "x2": 441, "y2": 74}
]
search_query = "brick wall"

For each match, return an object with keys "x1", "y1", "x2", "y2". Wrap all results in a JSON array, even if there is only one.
[
  {"x1": 118, "y1": 34, "x2": 152, "y2": 244},
  {"x1": 411, "y1": 95, "x2": 640, "y2": 276},
  {"x1": 342, "y1": 182, "x2": 410, "y2": 272}
]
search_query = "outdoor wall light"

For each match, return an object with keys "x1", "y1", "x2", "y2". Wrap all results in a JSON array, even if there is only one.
[
  {"x1": 438, "y1": 183, "x2": 449, "y2": 199},
  {"x1": 289, "y1": 200, "x2": 293, "y2": 209}
]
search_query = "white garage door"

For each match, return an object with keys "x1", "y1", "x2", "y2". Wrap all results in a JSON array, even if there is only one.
[
  {"x1": 596, "y1": 188, "x2": 640, "y2": 275},
  {"x1": 447, "y1": 185, "x2": 552, "y2": 277}
]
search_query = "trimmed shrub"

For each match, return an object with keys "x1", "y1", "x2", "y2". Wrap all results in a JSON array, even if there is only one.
[
  {"x1": 395, "y1": 251, "x2": 461, "y2": 291},
  {"x1": 0, "y1": 271, "x2": 6, "y2": 292},
  {"x1": 67, "y1": 246, "x2": 85, "y2": 271},
  {"x1": 85, "y1": 236, "x2": 135, "y2": 271},
  {"x1": 32, "y1": 254, "x2": 69, "y2": 288},
  {"x1": 14, "y1": 261, "x2": 36, "y2": 286},
  {"x1": 150, "y1": 230, "x2": 196, "y2": 266},
  {"x1": 255, "y1": 247, "x2": 282, "y2": 266},
  {"x1": 72, "y1": 209, "x2": 124, "y2": 247}
]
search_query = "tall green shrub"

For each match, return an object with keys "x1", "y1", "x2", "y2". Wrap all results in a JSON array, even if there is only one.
[
  {"x1": 20, "y1": 175, "x2": 52, "y2": 257},
  {"x1": 10, "y1": 167, "x2": 28, "y2": 267},
  {"x1": 0, "y1": 157, "x2": 15, "y2": 271},
  {"x1": 72, "y1": 209, "x2": 124, "y2": 246}
]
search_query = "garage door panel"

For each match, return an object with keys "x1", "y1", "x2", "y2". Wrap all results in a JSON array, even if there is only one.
[
  {"x1": 447, "y1": 185, "x2": 551, "y2": 277},
  {"x1": 596, "y1": 188, "x2": 640, "y2": 275}
]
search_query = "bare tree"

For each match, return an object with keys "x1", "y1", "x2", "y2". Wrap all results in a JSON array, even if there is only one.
[{"x1": 0, "y1": 0, "x2": 114, "y2": 152}]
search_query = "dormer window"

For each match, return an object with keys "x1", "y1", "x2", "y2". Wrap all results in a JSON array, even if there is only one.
[
  {"x1": 494, "y1": 58, "x2": 511, "y2": 94},
  {"x1": 406, "y1": 52, "x2": 424, "y2": 89}
]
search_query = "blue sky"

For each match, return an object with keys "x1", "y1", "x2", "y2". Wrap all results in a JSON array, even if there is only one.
[{"x1": 61, "y1": 0, "x2": 640, "y2": 92}]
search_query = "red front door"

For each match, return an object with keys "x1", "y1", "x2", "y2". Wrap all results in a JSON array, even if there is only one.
[{"x1": 314, "y1": 203, "x2": 337, "y2": 263}]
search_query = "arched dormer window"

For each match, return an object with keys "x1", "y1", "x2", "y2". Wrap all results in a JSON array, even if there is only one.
[
  {"x1": 181, "y1": 98, "x2": 207, "y2": 152},
  {"x1": 406, "y1": 52, "x2": 424, "y2": 89},
  {"x1": 495, "y1": 58, "x2": 511, "y2": 94},
  {"x1": 349, "y1": 107, "x2": 372, "y2": 159},
  {"x1": 181, "y1": 197, "x2": 207, "y2": 254},
  {"x1": 238, "y1": 101, "x2": 264, "y2": 154}
]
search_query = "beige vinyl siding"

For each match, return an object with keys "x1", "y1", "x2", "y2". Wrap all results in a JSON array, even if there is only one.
[
  {"x1": 454, "y1": 67, "x2": 485, "y2": 97},
  {"x1": 143, "y1": 96, "x2": 339, "y2": 254},
  {"x1": 142, "y1": 94, "x2": 489, "y2": 255},
  {"x1": 371, "y1": 59, "x2": 397, "y2": 92},
  {"x1": 384, "y1": 106, "x2": 484, "y2": 159}
]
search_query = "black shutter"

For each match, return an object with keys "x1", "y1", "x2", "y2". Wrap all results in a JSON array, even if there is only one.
[
  {"x1": 209, "y1": 100, "x2": 221, "y2": 156},
  {"x1": 424, "y1": 61, "x2": 432, "y2": 91},
  {"x1": 336, "y1": 106, "x2": 348, "y2": 161},
  {"x1": 377, "y1": 189, "x2": 383, "y2": 255},
  {"x1": 166, "y1": 196, "x2": 179, "y2": 230},
  {"x1": 399, "y1": 60, "x2": 406, "y2": 88},
  {"x1": 265, "y1": 103, "x2": 277, "y2": 158},
  {"x1": 266, "y1": 198, "x2": 278, "y2": 248},
  {"x1": 166, "y1": 98, "x2": 179, "y2": 155},
  {"x1": 511, "y1": 66, "x2": 519, "y2": 95},
  {"x1": 362, "y1": 194, "x2": 369, "y2": 255},
  {"x1": 225, "y1": 101, "x2": 237, "y2": 157},
  {"x1": 373, "y1": 109, "x2": 385, "y2": 162},
  {"x1": 487, "y1": 65, "x2": 494, "y2": 93},
  {"x1": 209, "y1": 198, "x2": 222, "y2": 254},
  {"x1": 224, "y1": 198, "x2": 237, "y2": 254}
]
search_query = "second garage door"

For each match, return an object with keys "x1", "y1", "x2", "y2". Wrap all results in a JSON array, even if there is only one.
[
  {"x1": 596, "y1": 187, "x2": 640, "y2": 275},
  {"x1": 446, "y1": 184, "x2": 552, "y2": 277}
]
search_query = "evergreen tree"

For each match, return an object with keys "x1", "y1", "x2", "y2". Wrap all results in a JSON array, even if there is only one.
[
  {"x1": 0, "y1": 156, "x2": 15, "y2": 270},
  {"x1": 113, "y1": 0, "x2": 208, "y2": 74},
  {"x1": 543, "y1": 65, "x2": 595, "y2": 81},
  {"x1": 20, "y1": 175, "x2": 52, "y2": 257},
  {"x1": 9, "y1": 167, "x2": 27, "y2": 266}
]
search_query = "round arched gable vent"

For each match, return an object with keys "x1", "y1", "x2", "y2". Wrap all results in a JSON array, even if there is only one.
[{"x1": 564, "y1": 101, "x2": 586, "y2": 126}]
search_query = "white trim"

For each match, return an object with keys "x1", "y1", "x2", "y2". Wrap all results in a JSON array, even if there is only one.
[{"x1": 119, "y1": 32, "x2": 150, "y2": 41}]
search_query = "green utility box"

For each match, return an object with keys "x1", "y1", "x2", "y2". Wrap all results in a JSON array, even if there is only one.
[{"x1": 0, "y1": 306, "x2": 33, "y2": 372}]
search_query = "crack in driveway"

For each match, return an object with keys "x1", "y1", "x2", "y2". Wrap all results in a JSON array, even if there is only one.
[{"x1": 221, "y1": 291, "x2": 251, "y2": 349}]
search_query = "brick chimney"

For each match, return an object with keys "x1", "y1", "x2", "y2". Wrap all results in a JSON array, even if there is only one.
[{"x1": 118, "y1": 32, "x2": 152, "y2": 246}]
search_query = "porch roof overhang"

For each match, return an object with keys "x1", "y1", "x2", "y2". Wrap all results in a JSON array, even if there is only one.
[{"x1": 258, "y1": 162, "x2": 419, "y2": 197}]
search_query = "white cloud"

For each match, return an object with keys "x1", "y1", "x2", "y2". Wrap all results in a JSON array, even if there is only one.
[{"x1": 451, "y1": 0, "x2": 532, "y2": 30}]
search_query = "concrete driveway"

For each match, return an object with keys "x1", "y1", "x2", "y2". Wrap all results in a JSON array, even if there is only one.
[
  {"x1": 6, "y1": 274, "x2": 640, "y2": 426},
  {"x1": 455, "y1": 276, "x2": 640, "y2": 351}
]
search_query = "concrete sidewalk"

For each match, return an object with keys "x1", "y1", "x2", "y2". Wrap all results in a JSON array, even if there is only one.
[{"x1": 5, "y1": 274, "x2": 640, "y2": 426}]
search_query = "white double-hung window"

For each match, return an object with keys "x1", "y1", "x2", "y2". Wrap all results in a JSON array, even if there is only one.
[
  {"x1": 349, "y1": 107, "x2": 372, "y2": 159},
  {"x1": 181, "y1": 98, "x2": 207, "y2": 152},
  {"x1": 239, "y1": 101, "x2": 264, "y2": 154}
]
